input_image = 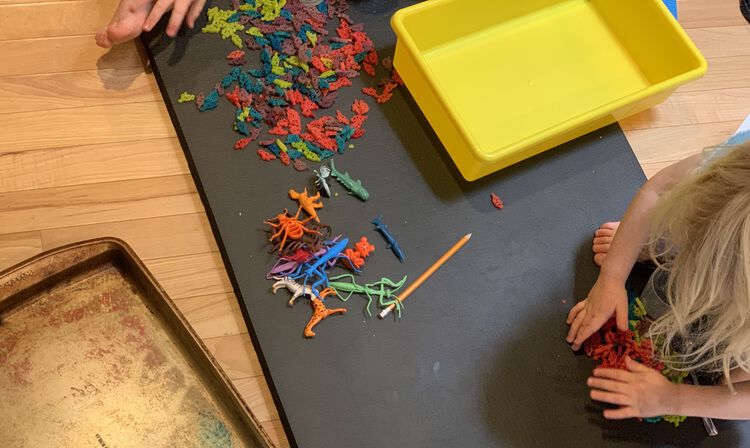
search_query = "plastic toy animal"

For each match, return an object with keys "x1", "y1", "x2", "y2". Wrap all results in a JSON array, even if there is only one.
[
  {"x1": 371, "y1": 215, "x2": 405, "y2": 262},
  {"x1": 271, "y1": 276, "x2": 315, "y2": 306},
  {"x1": 367, "y1": 277, "x2": 407, "y2": 317},
  {"x1": 267, "y1": 258, "x2": 300, "y2": 279},
  {"x1": 342, "y1": 236, "x2": 375, "y2": 270},
  {"x1": 328, "y1": 274, "x2": 407, "y2": 317},
  {"x1": 304, "y1": 288, "x2": 346, "y2": 338},
  {"x1": 330, "y1": 160, "x2": 369, "y2": 201},
  {"x1": 264, "y1": 208, "x2": 321, "y2": 253},
  {"x1": 282, "y1": 248, "x2": 313, "y2": 264},
  {"x1": 271, "y1": 278, "x2": 346, "y2": 337},
  {"x1": 266, "y1": 236, "x2": 339, "y2": 279},
  {"x1": 286, "y1": 237, "x2": 354, "y2": 294},
  {"x1": 278, "y1": 221, "x2": 333, "y2": 258},
  {"x1": 289, "y1": 188, "x2": 323, "y2": 222},
  {"x1": 353, "y1": 236, "x2": 375, "y2": 257},
  {"x1": 314, "y1": 165, "x2": 332, "y2": 197}
]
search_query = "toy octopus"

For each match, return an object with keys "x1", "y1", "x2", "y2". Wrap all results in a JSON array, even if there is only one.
[{"x1": 264, "y1": 208, "x2": 321, "y2": 253}]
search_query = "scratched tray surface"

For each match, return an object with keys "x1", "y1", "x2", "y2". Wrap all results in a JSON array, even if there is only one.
[{"x1": 0, "y1": 239, "x2": 271, "y2": 448}]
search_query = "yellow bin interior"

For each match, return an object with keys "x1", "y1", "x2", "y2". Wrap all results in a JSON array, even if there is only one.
[{"x1": 391, "y1": 0, "x2": 707, "y2": 180}]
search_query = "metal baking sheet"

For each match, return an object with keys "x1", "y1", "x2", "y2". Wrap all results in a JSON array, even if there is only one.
[{"x1": 0, "y1": 238, "x2": 273, "y2": 448}]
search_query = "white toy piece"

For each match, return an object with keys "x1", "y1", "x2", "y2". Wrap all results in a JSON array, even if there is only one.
[{"x1": 272, "y1": 276, "x2": 315, "y2": 306}]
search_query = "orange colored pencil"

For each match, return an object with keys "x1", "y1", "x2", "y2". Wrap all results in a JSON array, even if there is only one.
[{"x1": 378, "y1": 233, "x2": 472, "y2": 319}]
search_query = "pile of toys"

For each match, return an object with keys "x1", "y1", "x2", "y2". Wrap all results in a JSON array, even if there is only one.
[{"x1": 264, "y1": 187, "x2": 407, "y2": 337}]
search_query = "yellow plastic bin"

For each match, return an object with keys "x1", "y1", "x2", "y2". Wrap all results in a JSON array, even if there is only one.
[{"x1": 391, "y1": 0, "x2": 707, "y2": 180}]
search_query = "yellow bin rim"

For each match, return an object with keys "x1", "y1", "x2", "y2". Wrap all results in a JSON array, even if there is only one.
[{"x1": 391, "y1": 0, "x2": 708, "y2": 169}]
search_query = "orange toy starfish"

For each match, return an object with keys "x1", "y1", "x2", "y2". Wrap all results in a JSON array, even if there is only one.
[{"x1": 289, "y1": 188, "x2": 324, "y2": 222}]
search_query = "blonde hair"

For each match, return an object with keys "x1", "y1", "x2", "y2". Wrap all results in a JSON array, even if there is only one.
[{"x1": 647, "y1": 141, "x2": 750, "y2": 384}]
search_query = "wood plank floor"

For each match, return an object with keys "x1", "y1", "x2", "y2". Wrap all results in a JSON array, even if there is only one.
[{"x1": 0, "y1": 1, "x2": 747, "y2": 447}]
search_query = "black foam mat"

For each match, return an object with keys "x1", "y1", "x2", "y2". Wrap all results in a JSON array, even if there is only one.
[{"x1": 142, "y1": 1, "x2": 750, "y2": 446}]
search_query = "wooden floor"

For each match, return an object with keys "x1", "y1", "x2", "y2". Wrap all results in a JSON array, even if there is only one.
[{"x1": 0, "y1": 1, "x2": 747, "y2": 446}]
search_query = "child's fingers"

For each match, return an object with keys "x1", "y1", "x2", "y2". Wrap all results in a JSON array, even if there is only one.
[
  {"x1": 166, "y1": 0, "x2": 190, "y2": 36},
  {"x1": 566, "y1": 299, "x2": 586, "y2": 324},
  {"x1": 625, "y1": 357, "x2": 649, "y2": 372},
  {"x1": 144, "y1": 0, "x2": 174, "y2": 32},
  {"x1": 186, "y1": 0, "x2": 206, "y2": 28},
  {"x1": 600, "y1": 222, "x2": 619, "y2": 231},
  {"x1": 566, "y1": 308, "x2": 587, "y2": 344},
  {"x1": 603, "y1": 407, "x2": 638, "y2": 420},
  {"x1": 587, "y1": 377, "x2": 628, "y2": 393},
  {"x1": 573, "y1": 313, "x2": 606, "y2": 346},
  {"x1": 590, "y1": 390, "x2": 633, "y2": 406},
  {"x1": 592, "y1": 368, "x2": 633, "y2": 382}
]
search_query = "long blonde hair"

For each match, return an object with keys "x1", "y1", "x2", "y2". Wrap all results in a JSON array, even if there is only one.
[{"x1": 648, "y1": 141, "x2": 750, "y2": 384}]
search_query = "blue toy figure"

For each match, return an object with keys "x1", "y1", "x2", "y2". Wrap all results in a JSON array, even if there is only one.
[
  {"x1": 286, "y1": 238, "x2": 356, "y2": 295},
  {"x1": 371, "y1": 215, "x2": 405, "y2": 263}
]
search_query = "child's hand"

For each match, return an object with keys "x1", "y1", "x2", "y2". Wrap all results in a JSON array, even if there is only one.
[
  {"x1": 587, "y1": 357, "x2": 678, "y2": 419},
  {"x1": 565, "y1": 276, "x2": 628, "y2": 350},
  {"x1": 143, "y1": 0, "x2": 207, "y2": 37}
]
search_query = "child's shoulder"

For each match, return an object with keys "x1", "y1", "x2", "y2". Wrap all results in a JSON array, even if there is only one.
[{"x1": 700, "y1": 138, "x2": 749, "y2": 170}]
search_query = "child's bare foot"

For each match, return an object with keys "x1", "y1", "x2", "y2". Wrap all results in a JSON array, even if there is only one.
[
  {"x1": 96, "y1": 0, "x2": 154, "y2": 48},
  {"x1": 592, "y1": 222, "x2": 619, "y2": 267}
]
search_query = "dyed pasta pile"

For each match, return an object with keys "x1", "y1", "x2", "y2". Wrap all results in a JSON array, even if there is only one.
[
  {"x1": 180, "y1": 0, "x2": 402, "y2": 171},
  {"x1": 583, "y1": 292, "x2": 689, "y2": 427}
]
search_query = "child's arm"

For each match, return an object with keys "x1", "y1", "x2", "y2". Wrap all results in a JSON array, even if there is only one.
[
  {"x1": 726, "y1": 368, "x2": 750, "y2": 384},
  {"x1": 566, "y1": 153, "x2": 704, "y2": 350},
  {"x1": 677, "y1": 382, "x2": 750, "y2": 419},
  {"x1": 589, "y1": 357, "x2": 750, "y2": 420}
]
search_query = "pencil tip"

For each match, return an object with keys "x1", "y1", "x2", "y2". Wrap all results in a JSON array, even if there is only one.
[{"x1": 466, "y1": 233, "x2": 472, "y2": 239}]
